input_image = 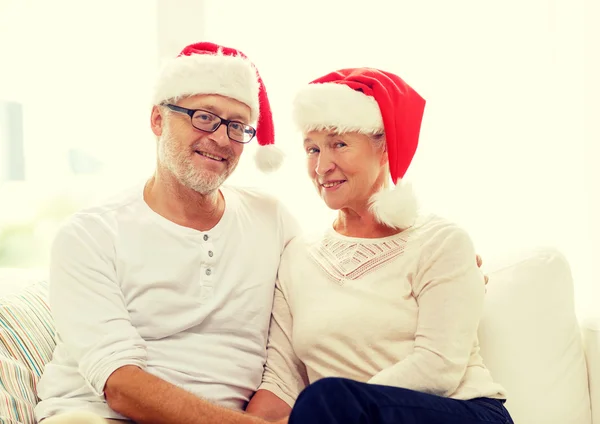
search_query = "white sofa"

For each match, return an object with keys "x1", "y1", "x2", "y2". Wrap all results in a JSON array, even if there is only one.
[
  {"x1": 0, "y1": 247, "x2": 599, "y2": 424},
  {"x1": 477, "y1": 247, "x2": 600, "y2": 424}
]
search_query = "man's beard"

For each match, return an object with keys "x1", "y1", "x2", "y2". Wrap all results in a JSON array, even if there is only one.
[{"x1": 157, "y1": 127, "x2": 237, "y2": 195}]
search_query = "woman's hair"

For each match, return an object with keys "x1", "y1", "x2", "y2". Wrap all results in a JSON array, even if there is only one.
[{"x1": 371, "y1": 133, "x2": 391, "y2": 189}]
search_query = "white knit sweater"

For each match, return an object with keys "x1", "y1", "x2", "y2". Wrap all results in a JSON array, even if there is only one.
[{"x1": 259, "y1": 214, "x2": 507, "y2": 406}]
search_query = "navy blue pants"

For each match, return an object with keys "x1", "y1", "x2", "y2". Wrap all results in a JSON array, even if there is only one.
[{"x1": 289, "y1": 377, "x2": 514, "y2": 424}]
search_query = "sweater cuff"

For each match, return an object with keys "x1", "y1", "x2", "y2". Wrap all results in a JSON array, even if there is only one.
[
  {"x1": 257, "y1": 382, "x2": 297, "y2": 408},
  {"x1": 367, "y1": 367, "x2": 397, "y2": 386}
]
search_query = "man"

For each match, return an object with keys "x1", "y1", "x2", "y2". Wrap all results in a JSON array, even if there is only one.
[{"x1": 36, "y1": 42, "x2": 295, "y2": 424}]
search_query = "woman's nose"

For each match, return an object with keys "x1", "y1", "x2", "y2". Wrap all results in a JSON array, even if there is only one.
[{"x1": 315, "y1": 153, "x2": 335, "y2": 176}]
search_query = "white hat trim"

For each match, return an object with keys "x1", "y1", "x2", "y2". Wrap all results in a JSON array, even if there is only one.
[
  {"x1": 153, "y1": 53, "x2": 260, "y2": 121},
  {"x1": 292, "y1": 82, "x2": 384, "y2": 133}
]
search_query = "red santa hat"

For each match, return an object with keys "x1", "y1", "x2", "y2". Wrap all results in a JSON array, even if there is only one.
[
  {"x1": 292, "y1": 68, "x2": 426, "y2": 229},
  {"x1": 152, "y1": 41, "x2": 283, "y2": 172}
]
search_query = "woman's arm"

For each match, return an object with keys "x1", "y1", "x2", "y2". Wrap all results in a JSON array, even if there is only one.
[
  {"x1": 246, "y1": 389, "x2": 291, "y2": 421},
  {"x1": 246, "y1": 278, "x2": 308, "y2": 420},
  {"x1": 368, "y1": 226, "x2": 485, "y2": 396}
]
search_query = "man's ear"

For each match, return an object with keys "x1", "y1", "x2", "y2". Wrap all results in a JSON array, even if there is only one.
[{"x1": 150, "y1": 105, "x2": 164, "y2": 137}]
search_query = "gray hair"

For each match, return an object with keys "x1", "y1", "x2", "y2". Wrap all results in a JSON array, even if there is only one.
[{"x1": 370, "y1": 133, "x2": 391, "y2": 189}]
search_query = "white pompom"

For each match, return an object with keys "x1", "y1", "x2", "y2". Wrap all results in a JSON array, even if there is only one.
[
  {"x1": 254, "y1": 144, "x2": 285, "y2": 172},
  {"x1": 369, "y1": 179, "x2": 419, "y2": 229},
  {"x1": 43, "y1": 411, "x2": 111, "y2": 424}
]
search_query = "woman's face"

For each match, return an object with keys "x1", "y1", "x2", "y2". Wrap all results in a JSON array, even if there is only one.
[{"x1": 304, "y1": 130, "x2": 388, "y2": 211}]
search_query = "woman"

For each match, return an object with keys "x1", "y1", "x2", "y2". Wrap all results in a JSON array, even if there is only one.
[{"x1": 246, "y1": 68, "x2": 514, "y2": 424}]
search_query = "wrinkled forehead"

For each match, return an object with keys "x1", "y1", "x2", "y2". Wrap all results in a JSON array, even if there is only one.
[{"x1": 175, "y1": 94, "x2": 252, "y2": 123}]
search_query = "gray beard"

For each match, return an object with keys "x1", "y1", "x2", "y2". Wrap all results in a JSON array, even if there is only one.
[{"x1": 158, "y1": 132, "x2": 232, "y2": 195}]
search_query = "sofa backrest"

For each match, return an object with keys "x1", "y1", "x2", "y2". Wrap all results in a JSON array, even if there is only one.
[
  {"x1": 0, "y1": 269, "x2": 53, "y2": 424},
  {"x1": 0, "y1": 268, "x2": 47, "y2": 297},
  {"x1": 479, "y1": 247, "x2": 591, "y2": 424}
]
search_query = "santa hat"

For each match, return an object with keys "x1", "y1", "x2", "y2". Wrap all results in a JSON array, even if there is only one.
[
  {"x1": 292, "y1": 68, "x2": 426, "y2": 229},
  {"x1": 152, "y1": 41, "x2": 283, "y2": 172}
]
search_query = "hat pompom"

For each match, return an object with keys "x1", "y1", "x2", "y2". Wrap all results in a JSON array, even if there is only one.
[
  {"x1": 254, "y1": 144, "x2": 284, "y2": 172},
  {"x1": 369, "y1": 179, "x2": 419, "y2": 229}
]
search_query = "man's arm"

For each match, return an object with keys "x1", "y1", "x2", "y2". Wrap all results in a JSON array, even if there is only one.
[
  {"x1": 50, "y1": 215, "x2": 269, "y2": 424},
  {"x1": 104, "y1": 366, "x2": 268, "y2": 424},
  {"x1": 48, "y1": 215, "x2": 147, "y2": 397}
]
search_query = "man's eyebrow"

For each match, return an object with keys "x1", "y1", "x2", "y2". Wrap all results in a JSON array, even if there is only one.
[
  {"x1": 229, "y1": 114, "x2": 248, "y2": 122},
  {"x1": 197, "y1": 104, "x2": 248, "y2": 123}
]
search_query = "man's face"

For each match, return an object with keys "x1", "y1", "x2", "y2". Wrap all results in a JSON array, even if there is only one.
[{"x1": 152, "y1": 94, "x2": 250, "y2": 195}]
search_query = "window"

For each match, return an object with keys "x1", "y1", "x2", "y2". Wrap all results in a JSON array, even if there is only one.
[{"x1": 0, "y1": 0, "x2": 157, "y2": 267}]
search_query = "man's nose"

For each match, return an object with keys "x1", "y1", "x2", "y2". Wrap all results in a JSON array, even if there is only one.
[{"x1": 209, "y1": 123, "x2": 230, "y2": 146}]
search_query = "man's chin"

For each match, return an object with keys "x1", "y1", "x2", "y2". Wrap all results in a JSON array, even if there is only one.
[{"x1": 184, "y1": 171, "x2": 229, "y2": 195}]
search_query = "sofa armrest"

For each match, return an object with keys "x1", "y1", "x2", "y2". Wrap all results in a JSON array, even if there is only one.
[{"x1": 582, "y1": 316, "x2": 600, "y2": 424}]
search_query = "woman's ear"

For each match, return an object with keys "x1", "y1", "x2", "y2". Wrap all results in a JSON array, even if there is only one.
[
  {"x1": 380, "y1": 150, "x2": 389, "y2": 167},
  {"x1": 369, "y1": 132, "x2": 388, "y2": 166},
  {"x1": 379, "y1": 139, "x2": 389, "y2": 166}
]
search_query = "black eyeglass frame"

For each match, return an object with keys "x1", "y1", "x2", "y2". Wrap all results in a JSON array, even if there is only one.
[{"x1": 162, "y1": 103, "x2": 256, "y2": 144}]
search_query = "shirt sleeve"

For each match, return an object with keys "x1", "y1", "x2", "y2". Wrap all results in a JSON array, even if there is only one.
[
  {"x1": 258, "y1": 277, "x2": 309, "y2": 407},
  {"x1": 367, "y1": 225, "x2": 485, "y2": 397},
  {"x1": 48, "y1": 213, "x2": 147, "y2": 397},
  {"x1": 278, "y1": 201, "x2": 303, "y2": 248}
]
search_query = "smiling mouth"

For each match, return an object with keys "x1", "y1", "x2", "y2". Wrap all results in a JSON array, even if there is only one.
[
  {"x1": 321, "y1": 180, "x2": 345, "y2": 188},
  {"x1": 195, "y1": 150, "x2": 225, "y2": 162}
]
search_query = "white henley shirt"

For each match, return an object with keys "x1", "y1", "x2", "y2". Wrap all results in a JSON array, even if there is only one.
[{"x1": 35, "y1": 183, "x2": 300, "y2": 421}]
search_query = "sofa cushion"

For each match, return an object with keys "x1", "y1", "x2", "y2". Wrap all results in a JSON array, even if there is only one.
[
  {"x1": 582, "y1": 316, "x2": 600, "y2": 424},
  {"x1": 478, "y1": 247, "x2": 591, "y2": 424},
  {"x1": 0, "y1": 268, "x2": 47, "y2": 297},
  {"x1": 0, "y1": 280, "x2": 55, "y2": 424}
]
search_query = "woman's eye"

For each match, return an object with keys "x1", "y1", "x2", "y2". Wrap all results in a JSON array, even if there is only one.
[
  {"x1": 335, "y1": 142, "x2": 346, "y2": 148},
  {"x1": 306, "y1": 147, "x2": 318, "y2": 154}
]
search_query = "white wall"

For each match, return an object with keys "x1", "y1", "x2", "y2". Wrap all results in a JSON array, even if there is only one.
[
  {"x1": 0, "y1": 0, "x2": 161, "y2": 266},
  {"x1": 0, "y1": 0, "x2": 158, "y2": 187},
  {"x1": 198, "y1": 0, "x2": 597, "y2": 316},
  {"x1": 0, "y1": 0, "x2": 597, "y2": 316},
  {"x1": 584, "y1": 0, "x2": 600, "y2": 317}
]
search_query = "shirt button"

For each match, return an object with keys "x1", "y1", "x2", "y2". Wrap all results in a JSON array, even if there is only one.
[
  {"x1": 206, "y1": 268, "x2": 212, "y2": 276},
  {"x1": 208, "y1": 251, "x2": 214, "y2": 257},
  {"x1": 203, "y1": 235, "x2": 209, "y2": 241}
]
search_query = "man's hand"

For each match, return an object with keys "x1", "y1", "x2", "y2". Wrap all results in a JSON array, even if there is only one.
[
  {"x1": 476, "y1": 254, "x2": 489, "y2": 285},
  {"x1": 105, "y1": 366, "x2": 268, "y2": 424}
]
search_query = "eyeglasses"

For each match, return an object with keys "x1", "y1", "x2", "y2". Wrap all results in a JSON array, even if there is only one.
[{"x1": 163, "y1": 104, "x2": 256, "y2": 144}]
